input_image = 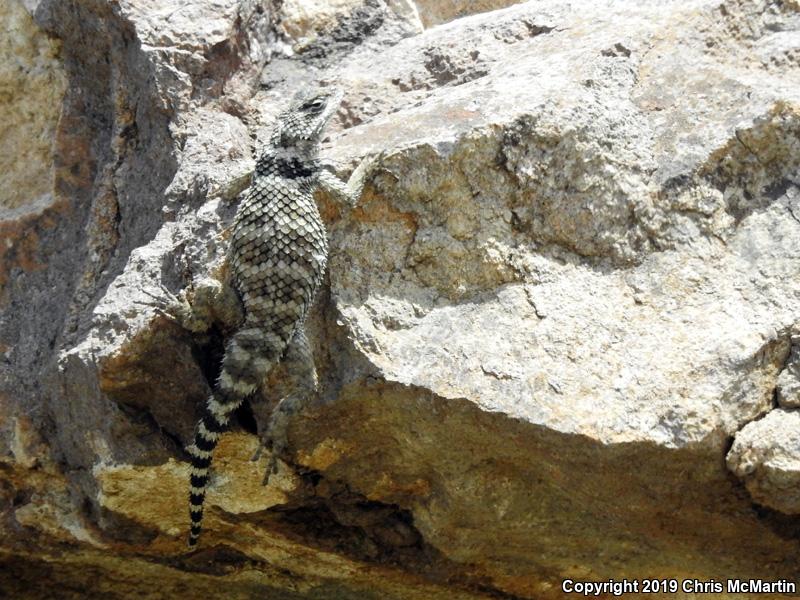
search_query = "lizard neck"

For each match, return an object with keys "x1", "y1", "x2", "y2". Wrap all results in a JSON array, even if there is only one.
[{"x1": 255, "y1": 145, "x2": 320, "y2": 180}]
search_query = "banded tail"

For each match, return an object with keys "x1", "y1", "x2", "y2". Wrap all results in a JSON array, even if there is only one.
[
  {"x1": 187, "y1": 327, "x2": 286, "y2": 547},
  {"x1": 187, "y1": 400, "x2": 230, "y2": 547}
]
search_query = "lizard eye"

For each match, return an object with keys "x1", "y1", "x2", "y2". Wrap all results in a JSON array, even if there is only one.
[{"x1": 303, "y1": 98, "x2": 325, "y2": 111}]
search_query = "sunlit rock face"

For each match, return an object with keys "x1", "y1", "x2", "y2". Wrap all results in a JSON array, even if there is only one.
[{"x1": 2, "y1": 1, "x2": 799, "y2": 598}]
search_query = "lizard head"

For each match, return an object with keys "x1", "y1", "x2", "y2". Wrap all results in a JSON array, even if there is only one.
[{"x1": 274, "y1": 87, "x2": 344, "y2": 148}]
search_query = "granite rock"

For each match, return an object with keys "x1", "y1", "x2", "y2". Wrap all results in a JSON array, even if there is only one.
[{"x1": 2, "y1": 0, "x2": 800, "y2": 598}]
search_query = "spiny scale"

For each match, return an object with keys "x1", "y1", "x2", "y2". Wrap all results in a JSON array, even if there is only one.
[{"x1": 186, "y1": 89, "x2": 341, "y2": 547}]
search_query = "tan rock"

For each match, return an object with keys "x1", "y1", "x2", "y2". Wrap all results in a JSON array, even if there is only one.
[
  {"x1": 278, "y1": 0, "x2": 366, "y2": 42},
  {"x1": 0, "y1": 0, "x2": 65, "y2": 218},
  {"x1": 413, "y1": 0, "x2": 526, "y2": 28},
  {"x1": 94, "y1": 433, "x2": 292, "y2": 540}
]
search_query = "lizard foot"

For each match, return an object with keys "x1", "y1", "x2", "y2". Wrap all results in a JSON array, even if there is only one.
[
  {"x1": 138, "y1": 285, "x2": 184, "y2": 322},
  {"x1": 250, "y1": 428, "x2": 286, "y2": 485},
  {"x1": 250, "y1": 436, "x2": 281, "y2": 486},
  {"x1": 263, "y1": 456, "x2": 278, "y2": 486},
  {"x1": 137, "y1": 283, "x2": 213, "y2": 333}
]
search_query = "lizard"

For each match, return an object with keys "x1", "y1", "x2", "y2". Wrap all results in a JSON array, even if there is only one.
[{"x1": 157, "y1": 88, "x2": 378, "y2": 548}]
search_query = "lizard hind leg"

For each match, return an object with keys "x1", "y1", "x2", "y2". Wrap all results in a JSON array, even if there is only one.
[{"x1": 260, "y1": 327, "x2": 319, "y2": 485}]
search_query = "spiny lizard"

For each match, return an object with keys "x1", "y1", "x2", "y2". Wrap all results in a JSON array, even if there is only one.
[{"x1": 159, "y1": 88, "x2": 378, "y2": 548}]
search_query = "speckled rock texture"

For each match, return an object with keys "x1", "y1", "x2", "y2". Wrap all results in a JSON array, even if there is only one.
[{"x1": 1, "y1": 0, "x2": 799, "y2": 598}]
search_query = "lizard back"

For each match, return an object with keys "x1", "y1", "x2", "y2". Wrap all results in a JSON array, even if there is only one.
[{"x1": 232, "y1": 157, "x2": 329, "y2": 339}]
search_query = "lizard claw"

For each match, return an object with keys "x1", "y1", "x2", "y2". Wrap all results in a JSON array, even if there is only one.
[
  {"x1": 250, "y1": 444, "x2": 264, "y2": 462},
  {"x1": 152, "y1": 305, "x2": 180, "y2": 323},
  {"x1": 262, "y1": 455, "x2": 278, "y2": 486},
  {"x1": 140, "y1": 284, "x2": 180, "y2": 305},
  {"x1": 136, "y1": 284, "x2": 207, "y2": 331},
  {"x1": 250, "y1": 436, "x2": 279, "y2": 485},
  {"x1": 139, "y1": 285, "x2": 183, "y2": 312},
  {"x1": 135, "y1": 292, "x2": 178, "y2": 323}
]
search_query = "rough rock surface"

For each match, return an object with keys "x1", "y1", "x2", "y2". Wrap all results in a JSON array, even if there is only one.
[
  {"x1": 2, "y1": 0, "x2": 800, "y2": 598},
  {"x1": 728, "y1": 409, "x2": 800, "y2": 515},
  {"x1": 0, "y1": 0, "x2": 65, "y2": 218},
  {"x1": 778, "y1": 340, "x2": 800, "y2": 408}
]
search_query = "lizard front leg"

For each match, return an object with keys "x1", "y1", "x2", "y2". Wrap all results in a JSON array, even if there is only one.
[{"x1": 318, "y1": 152, "x2": 382, "y2": 208}]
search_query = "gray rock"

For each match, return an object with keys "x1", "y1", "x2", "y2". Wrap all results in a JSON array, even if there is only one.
[{"x1": 2, "y1": 0, "x2": 800, "y2": 598}]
